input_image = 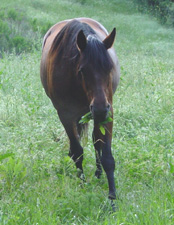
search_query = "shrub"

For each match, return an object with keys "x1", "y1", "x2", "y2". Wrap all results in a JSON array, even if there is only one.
[
  {"x1": 30, "y1": 18, "x2": 53, "y2": 36},
  {"x1": 7, "y1": 8, "x2": 20, "y2": 21},
  {"x1": 0, "y1": 19, "x2": 12, "y2": 53},
  {"x1": 12, "y1": 36, "x2": 32, "y2": 54},
  {"x1": 134, "y1": 0, "x2": 174, "y2": 26},
  {"x1": 0, "y1": 8, "x2": 38, "y2": 55}
]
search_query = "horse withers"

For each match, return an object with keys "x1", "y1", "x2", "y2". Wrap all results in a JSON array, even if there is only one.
[{"x1": 40, "y1": 18, "x2": 120, "y2": 200}]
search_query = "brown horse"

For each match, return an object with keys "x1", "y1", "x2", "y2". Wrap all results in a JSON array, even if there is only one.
[{"x1": 40, "y1": 18, "x2": 120, "y2": 200}]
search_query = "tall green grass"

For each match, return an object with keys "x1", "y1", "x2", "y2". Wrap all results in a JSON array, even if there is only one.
[{"x1": 0, "y1": 0, "x2": 174, "y2": 224}]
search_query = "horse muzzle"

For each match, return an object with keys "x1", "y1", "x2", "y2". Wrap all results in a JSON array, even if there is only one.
[{"x1": 90, "y1": 103, "x2": 111, "y2": 123}]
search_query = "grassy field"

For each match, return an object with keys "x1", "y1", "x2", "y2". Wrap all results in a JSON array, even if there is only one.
[{"x1": 0, "y1": 0, "x2": 174, "y2": 224}]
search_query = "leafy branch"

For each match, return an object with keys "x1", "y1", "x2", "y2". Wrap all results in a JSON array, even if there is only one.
[{"x1": 79, "y1": 111, "x2": 113, "y2": 135}]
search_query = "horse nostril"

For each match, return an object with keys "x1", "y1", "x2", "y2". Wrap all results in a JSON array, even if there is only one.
[{"x1": 90, "y1": 104, "x2": 93, "y2": 112}]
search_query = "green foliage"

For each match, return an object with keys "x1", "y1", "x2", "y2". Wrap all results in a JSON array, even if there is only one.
[
  {"x1": 99, "y1": 113, "x2": 113, "y2": 135},
  {"x1": 0, "y1": 156, "x2": 27, "y2": 191},
  {"x1": 133, "y1": 0, "x2": 174, "y2": 26},
  {"x1": 79, "y1": 112, "x2": 93, "y2": 124},
  {"x1": 12, "y1": 36, "x2": 32, "y2": 53},
  {"x1": 0, "y1": 153, "x2": 14, "y2": 161},
  {"x1": 0, "y1": 20, "x2": 11, "y2": 54},
  {"x1": 79, "y1": 112, "x2": 113, "y2": 135},
  {"x1": 0, "y1": 8, "x2": 41, "y2": 55},
  {"x1": 7, "y1": 8, "x2": 22, "y2": 21},
  {"x1": 30, "y1": 18, "x2": 53, "y2": 36}
]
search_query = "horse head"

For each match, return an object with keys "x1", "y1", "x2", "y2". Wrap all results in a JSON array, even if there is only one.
[{"x1": 76, "y1": 28, "x2": 116, "y2": 123}]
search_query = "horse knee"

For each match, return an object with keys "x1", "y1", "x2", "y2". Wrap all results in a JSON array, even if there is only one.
[{"x1": 70, "y1": 149, "x2": 83, "y2": 162}]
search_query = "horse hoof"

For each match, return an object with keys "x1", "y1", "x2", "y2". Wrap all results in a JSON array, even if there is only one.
[{"x1": 110, "y1": 200, "x2": 117, "y2": 212}]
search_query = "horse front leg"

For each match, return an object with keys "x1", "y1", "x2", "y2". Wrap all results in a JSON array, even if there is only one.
[
  {"x1": 93, "y1": 120, "x2": 116, "y2": 200},
  {"x1": 58, "y1": 112, "x2": 84, "y2": 177}
]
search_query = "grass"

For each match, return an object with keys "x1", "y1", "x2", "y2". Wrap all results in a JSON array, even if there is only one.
[{"x1": 0, "y1": 0, "x2": 174, "y2": 224}]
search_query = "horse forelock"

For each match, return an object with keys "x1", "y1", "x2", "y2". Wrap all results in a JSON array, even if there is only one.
[
  {"x1": 50, "y1": 20, "x2": 113, "y2": 68},
  {"x1": 81, "y1": 35, "x2": 114, "y2": 75}
]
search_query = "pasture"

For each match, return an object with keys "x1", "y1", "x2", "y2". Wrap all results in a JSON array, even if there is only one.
[{"x1": 0, "y1": 0, "x2": 174, "y2": 224}]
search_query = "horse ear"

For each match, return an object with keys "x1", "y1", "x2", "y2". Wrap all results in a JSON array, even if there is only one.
[
  {"x1": 77, "y1": 30, "x2": 87, "y2": 51},
  {"x1": 103, "y1": 28, "x2": 116, "y2": 49}
]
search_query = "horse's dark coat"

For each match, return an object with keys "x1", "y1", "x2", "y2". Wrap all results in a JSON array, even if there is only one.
[{"x1": 40, "y1": 18, "x2": 120, "y2": 199}]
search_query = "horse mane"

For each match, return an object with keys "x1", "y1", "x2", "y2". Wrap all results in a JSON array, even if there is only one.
[
  {"x1": 47, "y1": 20, "x2": 114, "y2": 96},
  {"x1": 49, "y1": 19, "x2": 114, "y2": 74},
  {"x1": 82, "y1": 35, "x2": 114, "y2": 74},
  {"x1": 50, "y1": 20, "x2": 86, "y2": 66}
]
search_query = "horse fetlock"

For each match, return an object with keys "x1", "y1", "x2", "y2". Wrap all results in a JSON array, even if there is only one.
[
  {"x1": 109, "y1": 190, "x2": 116, "y2": 200},
  {"x1": 77, "y1": 169, "x2": 85, "y2": 181}
]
